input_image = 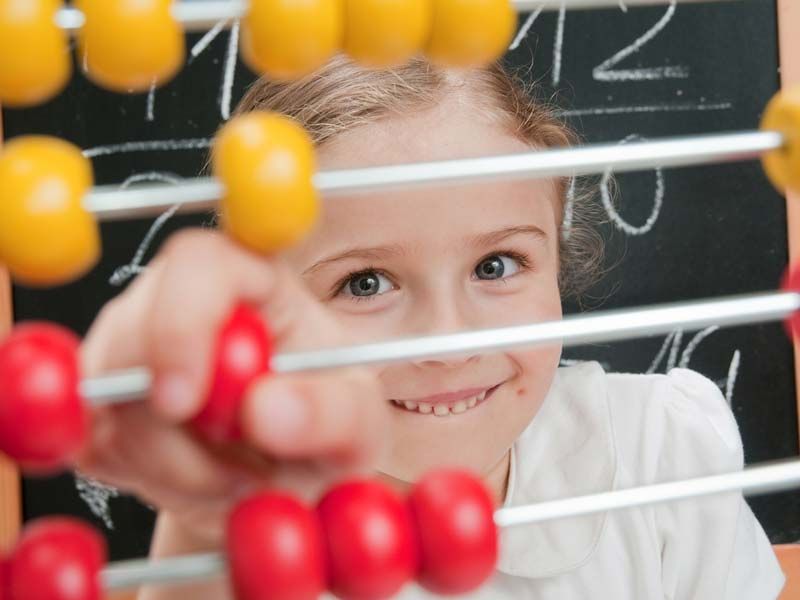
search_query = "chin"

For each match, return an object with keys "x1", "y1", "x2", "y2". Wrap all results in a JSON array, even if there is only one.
[{"x1": 380, "y1": 392, "x2": 518, "y2": 482}]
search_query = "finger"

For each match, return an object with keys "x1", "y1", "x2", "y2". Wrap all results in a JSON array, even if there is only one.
[
  {"x1": 241, "y1": 367, "x2": 388, "y2": 468},
  {"x1": 80, "y1": 258, "x2": 166, "y2": 376},
  {"x1": 75, "y1": 401, "x2": 250, "y2": 499},
  {"x1": 144, "y1": 229, "x2": 276, "y2": 422}
]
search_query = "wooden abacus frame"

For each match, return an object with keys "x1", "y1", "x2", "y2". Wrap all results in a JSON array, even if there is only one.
[{"x1": 0, "y1": 3, "x2": 799, "y2": 595}]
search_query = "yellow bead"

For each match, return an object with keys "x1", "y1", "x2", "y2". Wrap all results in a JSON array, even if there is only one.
[
  {"x1": 75, "y1": 0, "x2": 185, "y2": 93},
  {"x1": 0, "y1": 0, "x2": 71, "y2": 107},
  {"x1": 241, "y1": 0, "x2": 343, "y2": 80},
  {"x1": 344, "y1": 0, "x2": 431, "y2": 67},
  {"x1": 213, "y1": 113, "x2": 319, "y2": 254},
  {"x1": 762, "y1": 85, "x2": 800, "y2": 195},
  {"x1": 425, "y1": 0, "x2": 514, "y2": 67},
  {"x1": 0, "y1": 137, "x2": 100, "y2": 287}
]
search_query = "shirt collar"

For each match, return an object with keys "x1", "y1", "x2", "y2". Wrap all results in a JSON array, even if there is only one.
[{"x1": 496, "y1": 361, "x2": 618, "y2": 579}]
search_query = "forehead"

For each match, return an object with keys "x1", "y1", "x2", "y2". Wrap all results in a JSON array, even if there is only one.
[
  {"x1": 285, "y1": 98, "x2": 561, "y2": 262},
  {"x1": 317, "y1": 92, "x2": 526, "y2": 169}
]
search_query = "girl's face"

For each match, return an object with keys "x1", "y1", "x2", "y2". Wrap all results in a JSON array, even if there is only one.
[{"x1": 282, "y1": 95, "x2": 563, "y2": 488}]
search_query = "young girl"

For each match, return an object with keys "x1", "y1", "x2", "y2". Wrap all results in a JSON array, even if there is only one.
[{"x1": 77, "y1": 56, "x2": 786, "y2": 598}]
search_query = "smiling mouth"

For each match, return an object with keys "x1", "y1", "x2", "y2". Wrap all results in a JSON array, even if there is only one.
[{"x1": 389, "y1": 384, "x2": 502, "y2": 416}]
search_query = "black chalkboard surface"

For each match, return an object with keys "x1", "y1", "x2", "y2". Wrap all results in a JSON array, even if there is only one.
[{"x1": 2, "y1": 0, "x2": 797, "y2": 562}]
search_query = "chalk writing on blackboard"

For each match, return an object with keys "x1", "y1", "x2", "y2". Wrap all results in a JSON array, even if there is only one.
[
  {"x1": 557, "y1": 101, "x2": 732, "y2": 117},
  {"x1": 221, "y1": 21, "x2": 240, "y2": 120},
  {"x1": 83, "y1": 138, "x2": 212, "y2": 158},
  {"x1": 109, "y1": 173, "x2": 183, "y2": 287},
  {"x1": 509, "y1": 7, "x2": 544, "y2": 51},
  {"x1": 508, "y1": 0, "x2": 687, "y2": 84},
  {"x1": 76, "y1": 475, "x2": 119, "y2": 529},
  {"x1": 593, "y1": 1, "x2": 688, "y2": 82},
  {"x1": 600, "y1": 134, "x2": 664, "y2": 236},
  {"x1": 553, "y1": 5, "x2": 566, "y2": 85},
  {"x1": 146, "y1": 81, "x2": 156, "y2": 122}
]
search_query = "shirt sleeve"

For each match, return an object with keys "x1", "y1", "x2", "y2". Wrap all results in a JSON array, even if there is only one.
[{"x1": 653, "y1": 368, "x2": 785, "y2": 600}]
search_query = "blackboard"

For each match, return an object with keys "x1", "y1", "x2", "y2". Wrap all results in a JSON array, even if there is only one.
[{"x1": 2, "y1": 0, "x2": 797, "y2": 564}]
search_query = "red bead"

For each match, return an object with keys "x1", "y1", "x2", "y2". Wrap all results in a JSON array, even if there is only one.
[
  {"x1": 1, "y1": 557, "x2": 8, "y2": 600},
  {"x1": 781, "y1": 264, "x2": 800, "y2": 339},
  {"x1": 191, "y1": 303, "x2": 273, "y2": 443},
  {"x1": 0, "y1": 323, "x2": 85, "y2": 472},
  {"x1": 317, "y1": 480, "x2": 419, "y2": 599},
  {"x1": 227, "y1": 492, "x2": 327, "y2": 600},
  {"x1": 6, "y1": 517, "x2": 106, "y2": 600},
  {"x1": 408, "y1": 469, "x2": 497, "y2": 595}
]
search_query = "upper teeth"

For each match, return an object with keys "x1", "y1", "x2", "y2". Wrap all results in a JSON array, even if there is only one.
[{"x1": 391, "y1": 389, "x2": 489, "y2": 416}]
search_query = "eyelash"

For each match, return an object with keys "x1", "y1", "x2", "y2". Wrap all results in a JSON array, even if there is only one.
[{"x1": 331, "y1": 249, "x2": 533, "y2": 303}]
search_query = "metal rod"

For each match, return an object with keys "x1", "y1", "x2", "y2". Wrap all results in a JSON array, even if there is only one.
[
  {"x1": 100, "y1": 457, "x2": 800, "y2": 590},
  {"x1": 84, "y1": 130, "x2": 783, "y2": 222},
  {"x1": 55, "y1": 0, "x2": 745, "y2": 32},
  {"x1": 102, "y1": 552, "x2": 226, "y2": 591},
  {"x1": 80, "y1": 289, "x2": 800, "y2": 406},
  {"x1": 494, "y1": 458, "x2": 800, "y2": 527}
]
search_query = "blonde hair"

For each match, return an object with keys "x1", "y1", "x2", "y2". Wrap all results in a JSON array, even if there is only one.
[{"x1": 233, "y1": 55, "x2": 604, "y2": 299}]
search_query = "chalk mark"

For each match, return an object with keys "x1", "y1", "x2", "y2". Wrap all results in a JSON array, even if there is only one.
[
  {"x1": 600, "y1": 134, "x2": 664, "y2": 236},
  {"x1": 109, "y1": 172, "x2": 183, "y2": 286},
  {"x1": 646, "y1": 331, "x2": 676, "y2": 374},
  {"x1": 220, "y1": 20, "x2": 240, "y2": 121},
  {"x1": 679, "y1": 326, "x2": 719, "y2": 369},
  {"x1": 83, "y1": 138, "x2": 212, "y2": 158},
  {"x1": 75, "y1": 474, "x2": 120, "y2": 530},
  {"x1": 556, "y1": 101, "x2": 732, "y2": 118},
  {"x1": 561, "y1": 177, "x2": 576, "y2": 241},
  {"x1": 593, "y1": 0, "x2": 688, "y2": 82},
  {"x1": 725, "y1": 350, "x2": 741, "y2": 407},
  {"x1": 509, "y1": 6, "x2": 544, "y2": 51},
  {"x1": 189, "y1": 19, "x2": 230, "y2": 61},
  {"x1": 552, "y1": 4, "x2": 566, "y2": 86},
  {"x1": 145, "y1": 80, "x2": 156, "y2": 122}
]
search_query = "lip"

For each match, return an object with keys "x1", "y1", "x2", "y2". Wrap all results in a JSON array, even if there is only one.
[
  {"x1": 392, "y1": 386, "x2": 494, "y2": 406},
  {"x1": 389, "y1": 383, "x2": 504, "y2": 417}
]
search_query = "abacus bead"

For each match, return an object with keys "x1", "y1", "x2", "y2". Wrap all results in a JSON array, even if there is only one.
[
  {"x1": 227, "y1": 492, "x2": 327, "y2": 600},
  {"x1": 781, "y1": 264, "x2": 800, "y2": 339},
  {"x1": 213, "y1": 113, "x2": 319, "y2": 254},
  {"x1": 0, "y1": 0, "x2": 71, "y2": 106},
  {"x1": 1, "y1": 557, "x2": 7, "y2": 600},
  {"x1": 1, "y1": 563, "x2": 6, "y2": 600},
  {"x1": 425, "y1": 0, "x2": 514, "y2": 67},
  {"x1": 6, "y1": 517, "x2": 106, "y2": 600},
  {"x1": 0, "y1": 136, "x2": 99, "y2": 287},
  {"x1": 0, "y1": 323, "x2": 85, "y2": 473},
  {"x1": 75, "y1": 0, "x2": 185, "y2": 93},
  {"x1": 317, "y1": 480, "x2": 419, "y2": 599},
  {"x1": 241, "y1": 0, "x2": 343, "y2": 80},
  {"x1": 344, "y1": 0, "x2": 431, "y2": 67},
  {"x1": 191, "y1": 303, "x2": 272, "y2": 443},
  {"x1": 408, "y1": 469, "x2": 497, "y2": 595},
  {"x1": 761, "y1": 85, "x2": 800, "y2": 194}
]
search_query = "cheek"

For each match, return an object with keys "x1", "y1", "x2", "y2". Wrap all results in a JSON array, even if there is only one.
[
  {"x1": 503, "y1": 277, "x2": 562, "y2": 325},
  {"x1": 511, "y1": 346, "x2": 561, "y2": 394}
]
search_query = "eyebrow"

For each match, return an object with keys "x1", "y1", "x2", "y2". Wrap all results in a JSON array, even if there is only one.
[
  {"x1": 302, "y1": 225, "x2": 548, "y2": 276},
  {"x1": 466, "y1": 225, "x2": 548, "y2": 248},
  {"x1": 302, "y1": 244, "x2": 407, "y2": 276}
]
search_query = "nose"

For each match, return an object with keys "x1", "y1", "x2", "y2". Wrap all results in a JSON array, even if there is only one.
[{"x1": 409, "y1": 288, "x2": 481, "y2": 369}]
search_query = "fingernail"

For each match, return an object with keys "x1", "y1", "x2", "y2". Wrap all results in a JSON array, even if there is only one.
[
  {"x1": 249, "y1": 383, "x2": 309, "y2": 450},
  {"x1": 153, "y1": 373, "x2": 197, "y2": 421}
]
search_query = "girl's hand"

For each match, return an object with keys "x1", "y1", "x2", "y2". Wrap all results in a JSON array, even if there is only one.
[{"x1": 76, "y1": 228, "x2": 388, "y2": 547}]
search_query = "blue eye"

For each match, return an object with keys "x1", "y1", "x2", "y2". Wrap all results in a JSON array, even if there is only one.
[
  {"x1": 342, "y1": 271, "x2": 393, "y2": 298},
  {"x1": 475, "y1": 254, "x2": 522, "y2": 280}
]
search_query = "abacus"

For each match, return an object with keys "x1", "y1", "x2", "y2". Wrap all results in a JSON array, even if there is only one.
[{"x1": 1, "y1": 0, "x2": 800, "y2": 598}]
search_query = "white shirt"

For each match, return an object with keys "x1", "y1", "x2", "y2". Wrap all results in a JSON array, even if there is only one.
[{"x1": 390, "y1": 362, "x2": 786, "y2": 599}]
